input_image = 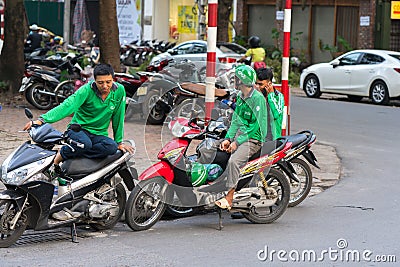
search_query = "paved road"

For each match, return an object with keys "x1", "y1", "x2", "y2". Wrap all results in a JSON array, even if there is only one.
[{"x1": 0, "y1": 93, "x2": 398, "y2": 266}]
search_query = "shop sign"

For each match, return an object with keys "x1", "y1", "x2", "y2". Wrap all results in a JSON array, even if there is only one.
[
  {"x1": 178, "y1": 6, "x2": 197, "y2": 33},
  {"x1": 391, "y1": 1, "x2": 400, "y2": 19}
]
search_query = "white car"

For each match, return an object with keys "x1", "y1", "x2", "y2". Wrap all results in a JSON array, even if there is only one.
[
  {"x1": 300, "y1": 49, "x2": 400, "y2": 105},
  {"x1": 149, "y1": 40, "x2": 246, "y2": 66}
]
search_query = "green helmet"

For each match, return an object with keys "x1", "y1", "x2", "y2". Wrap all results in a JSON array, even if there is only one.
[
  {"x1": 190, "y1": 162, "x2": 207, "y2": 186},
  {"x1": 235, "y1": 65, "x2": 256, "y2": 86}
]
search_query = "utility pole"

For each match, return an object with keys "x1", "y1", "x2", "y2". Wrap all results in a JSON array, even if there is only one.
[
  {"x1": 205, "y1": 0, "x2": 217, "y2": 121},
  {"x1": 281, "y1": 0, "x2": 292, "y2": 136},
  {"x1": 63, "y1": 0, "x2": 70, "y2": 45}
]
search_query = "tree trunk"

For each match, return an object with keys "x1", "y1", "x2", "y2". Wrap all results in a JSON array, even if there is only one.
[
  {"x1": 217, "y1": 0, "x2": 233, "y2": 42},
  {"x1": 98, "y1": 0, "x2": 121, "y2": 72},
  {"x1": 0, "y1": 0, "x2": 27, "y2": 95}
]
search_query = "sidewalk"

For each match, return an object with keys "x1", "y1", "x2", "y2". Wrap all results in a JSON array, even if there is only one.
[{"x1": 0, "y1": 101, "x2": 341, "y2": 195}]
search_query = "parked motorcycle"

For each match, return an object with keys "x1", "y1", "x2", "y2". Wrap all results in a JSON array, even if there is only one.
[
  {"x1": 128, "y1": 60, "x2": 234, "y2": 125},
  {"x1": 124, "y1": 113, "x2": 291, "y2": 231},
  {"x1": 0, "y1": 109, "x2": 138, "y2": 247},
  {"x1": 20, "y1": 55, "x2": 84, "y2": 110},
  {"x1": 162, "y1": 103, "x2": 318, "y2": 217}
]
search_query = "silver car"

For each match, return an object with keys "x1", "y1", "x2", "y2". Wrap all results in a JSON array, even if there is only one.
[
  {"x1": 300, "y1": 49, "x2": 400, "y2": 105},
  {"x1": 150, "y1": 40, "x2": 246, "y2": 66}
]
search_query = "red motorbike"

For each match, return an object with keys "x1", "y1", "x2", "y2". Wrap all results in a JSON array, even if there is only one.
[{"x1": 124, "y1": 114, "x2": 291, "y2": 231}]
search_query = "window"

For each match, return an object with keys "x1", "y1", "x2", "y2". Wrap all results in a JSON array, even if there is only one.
[
  {"x1": 191, "y1": 44, "x2": 207, "y2": 54},
  {"x1": 389, "y1": 54, "x2": 400, "y2": 62},
  {"x1": 175, "y1": 43, "x2": 193, "y2": 55},
  {"x1": 360, "y1": 53, "x2": 385, "y2": 65},
  {"x1": 340, "y1": 53, "x2": 361, "y2": 65}
]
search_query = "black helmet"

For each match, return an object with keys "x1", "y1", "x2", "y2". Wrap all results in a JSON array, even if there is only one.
[{"x1": 248, "y1": 36, "x2": 261, "y2": 48}]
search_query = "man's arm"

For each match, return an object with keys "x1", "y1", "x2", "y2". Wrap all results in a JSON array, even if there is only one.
[
  {"x1": 41, "y1": 84, "x2": 89, "y2": 123},
  {"x1": 267, "y1": 91, "x2": 284, "y2": 120},
  {"x1": 111, "y1": 85, "x2": 126, "y2": 144},
  {"x1": 236, "y1": 96, "x2": 267, "y2": 145},
  {"x1": 225, "y1": 98, "x2": 241, "y2": 141}
]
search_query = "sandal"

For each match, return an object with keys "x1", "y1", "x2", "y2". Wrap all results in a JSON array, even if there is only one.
[{"x1": 215, "y1": 197, "x2": 232, "y2": 210}]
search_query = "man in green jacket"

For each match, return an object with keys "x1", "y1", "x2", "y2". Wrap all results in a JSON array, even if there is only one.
[
  {"x1": 255, "y1": 67, "x2": 284, "y2": 140},
  {"x1": 214, "y1": 65, "x2": 267, "y2": 210},
  {"x1": 23, "y1": 63, "x2": 134, "y2": 169}
]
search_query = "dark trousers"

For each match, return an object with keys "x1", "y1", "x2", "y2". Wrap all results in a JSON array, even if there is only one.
[{"x1": 60, "y1": 129, "x2": 118, "y2": 160}]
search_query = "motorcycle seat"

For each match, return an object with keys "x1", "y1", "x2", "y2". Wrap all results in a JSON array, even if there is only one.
[
  {"x1": 286, "y1": 133, "x2": 307, "y2": 147},
  {"x1": 61, "y1": 150, "x2": 123, "y2": 179},
  {"x1": 249, "y1": 139, "x2": 283, "y2": 161},
  {"x1": 180, "y1": 82, "x2": 228, "y2": 97},
  {"x1": 28, "y1": 64, "x2": 62, "y2": 73}
]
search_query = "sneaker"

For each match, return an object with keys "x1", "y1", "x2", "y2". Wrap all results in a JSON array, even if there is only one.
[{"x1": 52, "y1": 208, "x2": 81, "y2": 221}]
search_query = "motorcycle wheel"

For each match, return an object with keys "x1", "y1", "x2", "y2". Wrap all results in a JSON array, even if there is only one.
[
  {"x1": 125, "y1": 177, "x2": 168, "y2": 231},
  {"x1": 288, "y1": 158, "x2": 313, "y2": 207},
  {"x1": 54, "y1": 80, "x2": 75, "y2": 105},
  {"x1": 242, "y1": 168, "x2": 290, "y2": 224},
  {"x1": 175, "y1": 99, "x2": 205, "y2": 120},
  {"x1": 0, "y1": 200, "x2": 28, "y2": 248},
  {"x1": 90, "y1": 183, "x2": 127, "y2": 230},
  {"x1": 143, "y1": 90, "x2": 167, "y2": 125},
  {"x1": 25, "y1": 82, "x2": 54, "y2": 110},
  {"x1": 164, "y1": 190, "x2": 197, "y2": 218}
]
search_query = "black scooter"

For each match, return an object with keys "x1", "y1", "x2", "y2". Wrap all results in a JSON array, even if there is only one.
[{"x1": 0, "y1": 109, "x2": 138, "y2": 247}]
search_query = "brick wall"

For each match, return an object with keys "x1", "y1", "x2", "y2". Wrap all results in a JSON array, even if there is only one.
[{"x1": 358, "y1": 0, "x2": 376, "y2": 48}]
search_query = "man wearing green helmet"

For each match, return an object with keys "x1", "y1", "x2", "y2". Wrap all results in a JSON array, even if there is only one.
[{"x1": 214, "y1": 65, "x2": 268, "y2": 210}]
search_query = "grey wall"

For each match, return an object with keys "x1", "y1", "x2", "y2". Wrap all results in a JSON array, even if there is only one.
[
  {"x1": 312, "y1": 6, "x2": 335, "y2": 63},
  {"x1": 248, "y1": 5, "x2": 275, "y2": 47}
]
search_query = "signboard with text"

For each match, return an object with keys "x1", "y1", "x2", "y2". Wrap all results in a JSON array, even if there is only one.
[
  {"x1": 391, "y1": 1, "x2": 400, "y2": 19},
  {"x1": 177, "y1": 6, "x2": 197, "y2": 34},
  {"x1": 116, "y1": 0, "x2": 141, "y2": 44}
]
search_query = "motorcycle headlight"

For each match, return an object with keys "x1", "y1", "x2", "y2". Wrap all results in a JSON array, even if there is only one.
[{"x1": 1, "y1": 157, "x2": 54, "y2": 185}]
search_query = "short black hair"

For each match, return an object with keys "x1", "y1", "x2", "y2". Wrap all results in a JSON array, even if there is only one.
[
  {"x1": 256, "y1": 67, "x2": 273, "y2": 81},
  {"x1": 93, "y1": 63, "x2": 114, "y2": 78}
]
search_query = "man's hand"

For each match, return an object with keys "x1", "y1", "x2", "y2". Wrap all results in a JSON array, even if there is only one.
[
  {"x1": 23, "y1": 120, "x2": 42, "y2": 131},
  {"x1": 266, "y1": 81, "x2": 274, "y2": 94},
  {"x1": 118, "y1": 143, "x2": 135, "y2": 154},
  {"x1": 227, "y1": 141, "x2": 238, "y2": 153},
  {"x1": 219, "y1": 140, "x2": 231, "y2": 151}
]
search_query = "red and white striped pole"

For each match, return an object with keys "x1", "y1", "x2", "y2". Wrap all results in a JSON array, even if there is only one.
[
  {"x1": 281, "y1": 0, "x2": 292, "y2": 136},
  {"x1": 205, "y1": 0, "x2": 218, "y2": 121},
  {"x1": 0, "y1": 0, "x2": 5, "y2": 40}
]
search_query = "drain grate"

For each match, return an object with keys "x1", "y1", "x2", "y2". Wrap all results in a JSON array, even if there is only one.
[{"x1": 14, "y1": 228, "x2": 91, "y2": 247}]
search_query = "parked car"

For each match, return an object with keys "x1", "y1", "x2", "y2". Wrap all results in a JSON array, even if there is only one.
[
  {"x1": 300, "y1": 49, "x2": 400, "y2": 105},
  {"x1": 149, "y1": 40, "x2": 246, "y2": 66}
]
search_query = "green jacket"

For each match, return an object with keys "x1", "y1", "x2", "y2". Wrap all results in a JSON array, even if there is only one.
[
  {"x1": 41, "y1": 81, "x2": 126, "y2": 143},
  {"x1": 225, "y1": 88, "x2": 267, "y2": 145},
  {"x1": 267, "y1": 90, "x2": 284, "y2": 140}
]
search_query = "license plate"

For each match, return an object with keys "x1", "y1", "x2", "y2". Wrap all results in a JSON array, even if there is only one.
[{"x1": 136, "y1": 86, "x2": 148, "y2": 96}]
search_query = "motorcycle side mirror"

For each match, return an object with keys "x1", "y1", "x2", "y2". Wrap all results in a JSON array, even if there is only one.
[
  {"x1": 69, "y1": 123, "x2": 82, "y2": 132},
  {"x1": 24, "y1": 108, "x2": 34, "y2": 120}
]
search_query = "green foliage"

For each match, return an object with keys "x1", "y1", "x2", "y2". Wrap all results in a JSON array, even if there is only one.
[
  {"x1": 319, "y1": 36, "x2": 353, "y2": 59},
  {"x1": 263, "y1": 29, "x2": 306, "y2": 87},
  {"x1": 233, "y1": 35, "x2": 248, "y2": 47},
  {"x1": 0, "y1": 81, "x2": 9, "y2": 92},
  {"x1": 231, "y1": 28, "x2": 304, "y2": 87}
]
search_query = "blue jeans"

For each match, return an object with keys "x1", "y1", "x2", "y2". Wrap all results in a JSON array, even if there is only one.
[{"x1": 60, "y1": 129, "x2": 118, "y2": 160}]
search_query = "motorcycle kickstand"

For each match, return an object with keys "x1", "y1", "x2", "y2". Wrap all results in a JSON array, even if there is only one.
[
  {"x1": 70, "y1": 222, "x2": 78, "y2": 243},
  {"x1": 217, "y1": 208, "x2": 223, "y2": 231}
]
